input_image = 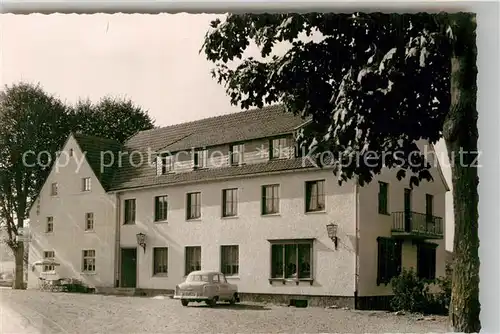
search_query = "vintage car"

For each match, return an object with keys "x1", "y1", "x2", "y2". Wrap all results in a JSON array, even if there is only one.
[{"x1": 173, "y1": 270, "x2": 240, "y2": 307}]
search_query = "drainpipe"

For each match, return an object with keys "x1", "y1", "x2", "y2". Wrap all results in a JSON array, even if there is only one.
[
  {"x1": 354, "y1": 177, "x2": 360, "y2": 309},
  {"x1": 114, "y1": 192, "x2": 121, "y2": 288}
]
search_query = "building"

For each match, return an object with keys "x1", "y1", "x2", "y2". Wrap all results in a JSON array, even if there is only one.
[{"x1": 27, "y1": 105, "x2": 449, "y2": 308}]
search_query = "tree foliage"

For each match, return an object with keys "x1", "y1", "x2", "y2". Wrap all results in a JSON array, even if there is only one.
[
  {"x1": 202, "y1": 13, "x2": 454, "y2": 187},
  {"x1": 70, "y1": 96, "x2": 156, "y2": 143},
  {"x1": 201, "y1": 12, "x2": 479, "y2": 332}
]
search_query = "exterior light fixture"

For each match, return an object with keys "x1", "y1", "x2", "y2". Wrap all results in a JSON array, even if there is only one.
[
  {"x1": 326, "y1": 223, "x2": 338, "y2": 249},
  {"x1": 136, "y1": 232, "x2": 147, "y2": 253}
]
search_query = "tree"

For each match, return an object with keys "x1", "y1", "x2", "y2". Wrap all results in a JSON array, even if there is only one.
[
  {"x1": 70, "y1": 96, "x2": 156, "y2": 143},
  {"x1": 201, "y1": 13, "x2": 478, "y2": 332},
  {"x1": 0, "y1": 82, "x2": 72, "y2": 289},
  {"x1": 0, "y1": 82, "x2": 156, "y2": 290}
]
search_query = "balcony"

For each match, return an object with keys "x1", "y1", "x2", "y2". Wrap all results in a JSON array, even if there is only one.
[{"x1": 391, "y1": 211, "x2": 444, "y2": 240}]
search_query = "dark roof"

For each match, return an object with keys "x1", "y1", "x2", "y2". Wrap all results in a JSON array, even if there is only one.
[
  {"x1": 123, "y1": 104, "x2": 308, "y2": 153},
  {"x1": 73, "y1": 133, "x2": 122, "y2": 191},
  {"x1": 109, "y1": 104, "x2": 310, "y2": 191}
]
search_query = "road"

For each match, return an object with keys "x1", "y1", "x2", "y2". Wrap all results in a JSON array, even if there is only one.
[{"x1": 0, "y1": 288, "x2": 448, "y2": 333}]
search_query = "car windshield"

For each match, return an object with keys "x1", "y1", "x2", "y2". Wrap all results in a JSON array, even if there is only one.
[{"x1": 186, "y1": 274, "x2": 210, "y2": 282}]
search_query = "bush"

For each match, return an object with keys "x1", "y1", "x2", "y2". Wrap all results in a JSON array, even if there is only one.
[
  {"x1": 390, "y1": 268, "x2": 431, "y2": 313},
  {"x1": 390, "y1": 267, "x2": 451, "y2": 315},
  {"x1": 432, "y1": 264, "x2": 452, "y2": 314}
]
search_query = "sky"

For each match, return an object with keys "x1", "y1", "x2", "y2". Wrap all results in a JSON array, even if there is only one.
[{"x1": 0, "y1": 13, "x2": 454, "y2": 250}]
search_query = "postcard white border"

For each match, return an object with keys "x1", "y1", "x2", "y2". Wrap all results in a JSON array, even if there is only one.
[{"x1": 1, "y1": 1, "x2": 499, "y2": 332}]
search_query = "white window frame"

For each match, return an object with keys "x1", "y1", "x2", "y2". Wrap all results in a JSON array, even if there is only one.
[
  {"x1": 230, "y1": 144, "x2": 245, "y2": 165},
  {"x1": 46, "y1": 216, "x2": 54, "y2": 233},
  {"x1": 270, "y1": 137, "x2": 290, "y2": 160},
  {"x1": 269, "y1": 239, "x2": 313, "y2": 282},
  {"x1": 185, "y1": 246, "x2": 201, "y2": 276},
  {"x1": 82, "y1": 249, "x2": 96, "y2": 273},
  {"x1": 194, "y1": 149, "x2": 208, "y2": 169},
  {"x1": 154, "y1": 195, "x2": 168, "y2": 222},
  {"x1": 186, "y1": 192, "x2": 201, "y2": 220},
  {"x1": 262, "y1": 184, "x2": 280, "y2": 215},
  {"x1": 43, "y1": 251, "x2": 55, "y2": 272},
  {"x1": 124, "y1": 199, "x2": 136, "y2": 224},
  {"x1": 157, "y1": 155, "x2": 175, "y2": 175},
  {"x1": 220, "y1": 245, "x2": 239, "y2": 276},
  {"x1": 153, "y1": 247, "x2": 169, "y2": 276},
  {"x1": 222, "y1": 188, "x2": 238, "y2": 217},
  {"x1": 85, "y1": 212, "x2": 94, "y2": 231},
  {"x1": 305, "y1": 180, "x2": 326, "y2": 212},
  {"x1": 82, "y1": 177, "x2": 91, "y2": 191},
  {"x1": 50, "y1": 183, "x2": 58, "y2": 196}
]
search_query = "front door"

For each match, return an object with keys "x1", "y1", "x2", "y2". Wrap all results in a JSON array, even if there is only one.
[
  {"x1": 404, "y1": 188, "x2": 412, "y2": 232},
  {"x1": 120, "y1": 248, "x2": 137, "y2": 288}
]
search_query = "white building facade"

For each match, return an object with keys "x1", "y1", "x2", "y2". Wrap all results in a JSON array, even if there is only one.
[{"x1": 28, "y1": 105, "x2": 448, "y2": 308}]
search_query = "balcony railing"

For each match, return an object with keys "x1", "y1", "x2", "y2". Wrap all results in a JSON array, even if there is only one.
[{"x1": 391, "y1": 211, "x2": 444, "y2": 239}]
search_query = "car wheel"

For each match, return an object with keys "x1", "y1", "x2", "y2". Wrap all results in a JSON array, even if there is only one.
[
  {"x1": 206, "y1": 297, "x2": 217, "y2": 307},
  {"x1": 229, "y1": 294, "x2": 237, "y2": 305},
  {"x1": 181, "y1": 299, "x2": 189, "y2": 307}
]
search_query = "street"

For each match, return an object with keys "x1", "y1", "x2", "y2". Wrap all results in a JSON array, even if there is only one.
[{"x1": 0, "y1": 288, "x2": 448, "y2": 333}]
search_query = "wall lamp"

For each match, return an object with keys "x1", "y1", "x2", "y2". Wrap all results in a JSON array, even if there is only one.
[
  {"x1": 326, "y1": 223, "x2": 338, "y2": 250},
  {"x1": 136, "y1": 232, "x2": 147, "y2": 253}
]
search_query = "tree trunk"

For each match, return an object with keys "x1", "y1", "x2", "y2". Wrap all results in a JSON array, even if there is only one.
[
  {"x1": 443, "y1": 13, "x2": 479, "y2": 333},
  {"x1": 12, "y1": 241, "x2": 25, "y2": 289}
]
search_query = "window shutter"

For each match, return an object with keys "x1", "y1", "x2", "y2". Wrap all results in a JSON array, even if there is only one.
[{"x1": 261, "y1": 186, "x2": 266, "y2": 214}]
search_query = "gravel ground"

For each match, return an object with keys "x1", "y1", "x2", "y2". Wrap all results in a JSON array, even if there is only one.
[{"x1": 0, "y1": 288, "x2": 449, "y2": 334}]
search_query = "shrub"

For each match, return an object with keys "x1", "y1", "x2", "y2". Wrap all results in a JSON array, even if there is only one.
[
  {"x1": 432, "y1": 264, "x2": 452, "y2": 314},
  {"x1": 390, "y1": 266, "x2": 452, "y2": 315},
  {"x1": 390, "y1": 268, "x2": 431, "y2": 313}
]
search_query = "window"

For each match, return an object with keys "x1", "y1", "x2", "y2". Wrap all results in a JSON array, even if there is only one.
[
  {"x1": 82, "y1": 177, "x2": 91, "y2": 191},
  {"x1": 185, "y1": 246, "x2": 201, "y2": 275},
  {"x1": 69, "y1": 148, "x2": 73, "y2": 157},
  {"x1": 186, "y1": 192, "x2": 201, "y2": 220},
  {"x1": 294, "y1": 139, "x2": 307, "y2": 158},
  {"x1": 376, "y1": 237, "x2": 402, "y2": 285},
  {"x1": 221, "y1": 245, "x2": 239, "y2": 276},
  {"x1": 82, "y1": 250, "x2": 96, "y2": 272},
  {"x1": 222, "y1": 188, "x2": 238, "y2": 217},
  {"x1": 124, "y1": 199, "x2": 136, "y2": 224},
  {"x1": 85, "y1": 212, "x2": 94, "y2": 231},
  {"x1": 153, "y1": 247, "x2": 168, "y2": 275},
  {"x1": 305, "y1": 180, "x2": 325, "y2": 212},
  {"x1": 156, "y1": 155, "x2": 174, "y2": 175},
  {"x1": 270, "y1": 137, "x2": 289, "y2": 159},
  {"x1": 262, "y1": 184, "x2": 280, "y2": 215},
  {"x1": 50, "y1": 183, "x2": 58, "y2": 196},
  {"x1": 426, "y1": 194, "x2": 434, "y2": 222},
  {"x1": 194, "y1": 149, "x2": 208, "y2": 169},
  {"x1": 43, "y1": 251, "x2": 55, "y2": 272},
  {"x1": 270, "y1": 240, "x2": 312, "y2": 280},
  {"x1": 378, "y1": 182, "x2": 389, "y2": 214},
  {"x1": 417, "y1": 243, "x2": 437, "y2": 280},
  {"x1": 154, "y1": 195, "x2": 168, "y2": 221},
  {"x1": 46, "y1": 217, "x2": 53, "y2": 233},
  {"x1": 230, "y1": 144, "x2": 245, "y2": 165}
]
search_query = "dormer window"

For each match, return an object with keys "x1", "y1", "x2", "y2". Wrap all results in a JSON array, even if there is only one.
[
  {"x1": 194, "y1": 149, "x2": 208, "y2": 169},
  {"x1": 230, "y1": 144, "x2": 245, "y2": 166},
  {"x1": 69, "y1": 148, "x2": 73, "y2": 157},
  {"x1": 156, "y1": 155, "x2": 174, "y2": 175},
  {"x1": 270, "y1": 137, "x2": 290, "y2": 160}
]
